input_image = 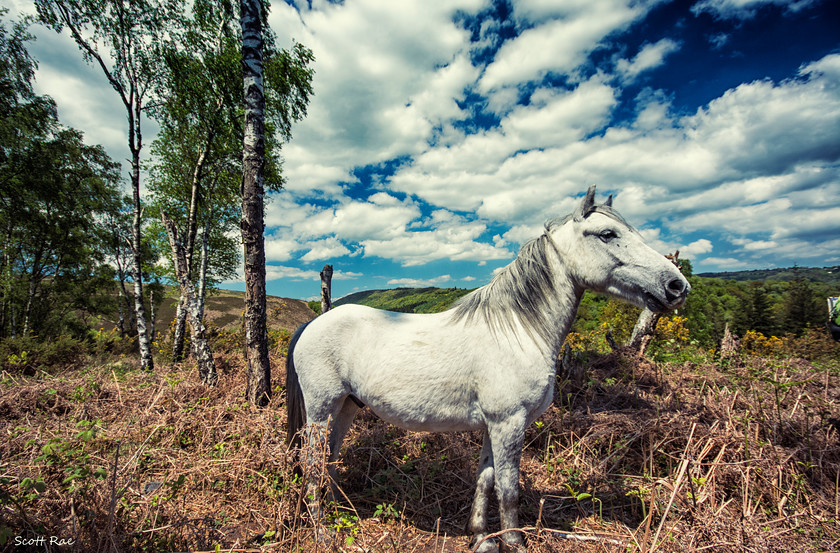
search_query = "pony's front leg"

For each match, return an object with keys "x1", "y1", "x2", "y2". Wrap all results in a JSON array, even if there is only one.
[
  {"x1": 467, "y1": 431, "x2": 496, "y2": 552},
  {"x1": 490, "y1": 419, "x2": 526, "y2": 551}
]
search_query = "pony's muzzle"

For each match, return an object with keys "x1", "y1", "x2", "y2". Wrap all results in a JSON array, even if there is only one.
[{"x1": 664, "y1": 277, "x2": 690, "y2": 307}]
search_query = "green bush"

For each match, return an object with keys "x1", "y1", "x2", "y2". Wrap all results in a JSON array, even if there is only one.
[{"x1": 0, "y1": 335, "x2": 86, "y2": 374}]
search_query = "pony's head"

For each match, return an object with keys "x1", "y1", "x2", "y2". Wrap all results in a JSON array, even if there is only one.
[{"x1": 550, "y1": 186, "x2": 690, "y2": 313}]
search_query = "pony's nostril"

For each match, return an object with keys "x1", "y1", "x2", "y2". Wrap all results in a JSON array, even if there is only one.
[{"x1": 665, "y1": 278, "x2": 687, "y2": 302}]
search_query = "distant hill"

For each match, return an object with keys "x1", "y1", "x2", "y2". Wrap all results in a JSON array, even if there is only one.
[
  {"x1": 102, "y1": 287, "x2": 317, "y2": 335},
  {"x1": 697, "y1": 266, "x2": 840, "y2": 286},
  {"x1": 333, "y1": 287, "x2": 472, "y2": 314}
]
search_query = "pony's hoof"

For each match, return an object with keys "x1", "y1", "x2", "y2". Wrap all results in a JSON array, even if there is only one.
[
  {"x1": 313, "y1": 525, "x2": 335, "y2": 545},
  {"x1": 470, "y1": 535, "x2": 499, "y2": 553}
]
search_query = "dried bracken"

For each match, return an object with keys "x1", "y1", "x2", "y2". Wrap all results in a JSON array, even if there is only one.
[{"x1": 1, "y1": 345, "x2": 838, "y2": 552}]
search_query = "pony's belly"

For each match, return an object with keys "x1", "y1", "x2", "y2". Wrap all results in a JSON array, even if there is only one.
[
  {"x1": 358, "y1": 382, "x2": 485, "y2": 433},
  {"x1": 368, "y1": 404, "x2": 484, "y2": 433}
]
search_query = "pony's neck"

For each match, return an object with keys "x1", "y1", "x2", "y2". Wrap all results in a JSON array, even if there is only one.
[
  {"x1": 541, "y1": 237, "x2": 585, "y2": 358},
  {"x1": 452, "y1": 230, "x2": 585, "y2": 358}
]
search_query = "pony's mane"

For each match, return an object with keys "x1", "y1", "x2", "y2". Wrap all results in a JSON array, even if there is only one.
[
  {"x1": 451, "y1": 230, "x2": 559, "y2": 347},
  {"x1": 451, "y1": 203, "x2": 631, "y2": 347}
]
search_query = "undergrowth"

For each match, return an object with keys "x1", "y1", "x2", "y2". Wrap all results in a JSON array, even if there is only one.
[{"x1": 0, "y1": 339, "x2": 838, "y2": 552}]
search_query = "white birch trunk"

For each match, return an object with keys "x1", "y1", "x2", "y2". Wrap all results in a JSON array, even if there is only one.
[
  {"x1": 162, "y1": 212, "x2": 217, "y2": 386},
  {"x1": 240, "y1": 0, "x2": 271, "y2": 406}
]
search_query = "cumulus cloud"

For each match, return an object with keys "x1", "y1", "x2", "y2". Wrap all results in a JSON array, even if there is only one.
[
  {"x1": 479, "y1": 0, "x2": 648, "y2": 96},
  {"x1": 299, "y1": 237, "x2": 354, "y2": 263},
  {"x1": 691, "y1": 0, "x2": 819, "y2": 19},
  {"x1": 387, "y1": 275, "x2": 453, "y2": 287},
  {"x1": 615, "y1": 39, "x2": 681, "y2": 83},
  {"x1": 269, "y1": 0, "x2": 485, "y2": 197},
  {"x1": 681, "y1": 239, "x2": 714, "y2": 257},
  {"x1": 362, "y1": 220, "x2": 512, "y2": 267}
]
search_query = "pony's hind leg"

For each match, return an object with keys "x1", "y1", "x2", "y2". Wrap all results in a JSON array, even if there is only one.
[
  {"x1": 326, "y1": 396, "x2": 362, "y2": 485},
  {"x1": 467, "y1": 431, "x2": 497, "y2": 552},
  {"x1": 302, "y1": 394, "x2": 360, "y2": 525},
  {"x1": 302, "y1": 419, "x2": 330, "y2": 524}
]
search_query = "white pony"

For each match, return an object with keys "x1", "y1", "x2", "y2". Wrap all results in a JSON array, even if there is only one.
[{"x1": 286, "y1": 186, "x2": 689, "y2": 551}]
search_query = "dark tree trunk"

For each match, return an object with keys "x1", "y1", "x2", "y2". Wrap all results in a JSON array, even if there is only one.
[
  {"x1": 320, "y1": 264, "x2": 333, "y2": 315},
  {"x1": 240, "y1": 0, "x2": 271, "y2": 406},
  {"x1": 172, "y1": 298, "x2": 188, "y2": 362}
]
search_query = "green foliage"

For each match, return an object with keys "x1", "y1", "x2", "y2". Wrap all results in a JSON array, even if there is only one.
[
  {"x1": 373, "y1": 502, "x2": 400, "y2": 522},
  {"x1": 698, "y1": 265, "x2": 840, "y2": 287},
  {"x1": 34, "y1": 419, "x2": 108, "y2": 494},
  {"x1": 0, "y1": 335, "x2": 86, "y2": 374},
  {"x1": 334, "y1": 287, "x2": 472, "y2": 314},
  {"x1": 0, "y1": 10, "x2": 127, "y2": 340},
  {"x1": 145, "y1": 0, "x2": 314, "y2": 294}
]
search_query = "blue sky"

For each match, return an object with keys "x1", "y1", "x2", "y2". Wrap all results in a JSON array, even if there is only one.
[{"x1": 10, "y1": 0, "x2": 840, "y2": 301}]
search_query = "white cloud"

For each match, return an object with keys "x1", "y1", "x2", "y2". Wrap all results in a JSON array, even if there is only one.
[
  {"x1": 681, "y1": 239, "x2": 714, "y2": 257},
  {"x1": 701, "y1": 257, "x2": 752, "y2": 269},
  {"x1": 269, "y1": 0, "x2": 488, "y2": 197},
  {"x1": 691, "y1": 0, "x2": 819, "y2": 19},
  {"x1": 615, "y1": 39, "x2": 681, "y2": 82},
  {"x1": 387, "y1": 274, "x2": 452, "y2": 287},
  {"x1": 733, "y1": 239, "x2": 779, "y2": 251},
  {"x1": 362, "y1": 221, "x2": 512, "y2": 267},
  {"x1": 295, "y1": 196, "x2": 421, "y2": 241},
  {"x1": 390, "y1": 75, "x2": 617, "y2": 220},
  {"x1": 260, "y1": 265, "x2": 361, "y2": 283},
  {"x1": 479, "y1": 0, "x2": 648, "y2": 95},
  {"x1": 300, "y1": 237, "x2": 353, "y2": 263}
]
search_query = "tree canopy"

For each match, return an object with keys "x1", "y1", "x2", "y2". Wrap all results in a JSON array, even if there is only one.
[{"x1": 0, "y1": 10, "x2": 125, "y2": 339}]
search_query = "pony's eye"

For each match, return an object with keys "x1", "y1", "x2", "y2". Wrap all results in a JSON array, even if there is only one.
[{"x1": 599, "y1": 229, "x2": 618, "y2": 242}]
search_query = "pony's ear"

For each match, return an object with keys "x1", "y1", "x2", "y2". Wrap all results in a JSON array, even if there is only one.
[
  {"x1": 575, "y1": 185, "x2": 597, "y2": 220},
  {"x1": 604, "y1": 194, "x2": 613, "y2": 207}
]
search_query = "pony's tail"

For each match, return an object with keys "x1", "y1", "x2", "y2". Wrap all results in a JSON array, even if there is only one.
[{"x1": 286, "y1": 321, "x2": 310, "y2": 450}]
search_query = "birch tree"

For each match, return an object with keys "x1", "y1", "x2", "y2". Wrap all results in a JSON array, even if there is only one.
[
  {"x1": 148, "y1": 0, "x2": 312, "y2": 369},
  {"x1": 238, "y1": 0, "x2": 312, "y2": 405},
  {"x1": 239, "y1": 0, "x2": 270, "y2": 405},
  {"x1": 35, "y1": 0, "x2": 179, "y2": 370},
  {"x1": 162, "y1": 212, "x2": 217, "y2": 385}
]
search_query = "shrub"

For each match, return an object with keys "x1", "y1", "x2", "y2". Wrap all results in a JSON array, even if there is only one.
[
  {"x1": 740, "y1": 330, "x2": 786, "y2": 357},
  {"x1": 0, "y1": 335, "x2": 86, "y2": 374},
  {"x1": 782, "y1": 327, "x2": 839, "y2": 361}
]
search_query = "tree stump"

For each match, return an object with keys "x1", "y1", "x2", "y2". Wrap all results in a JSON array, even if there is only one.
[
  {"x1": 719, "y1": 322, "x2": 739, "y2": 361},
  {"x1": 320, "y1": 264, "x2": 333, "y2": 315}
]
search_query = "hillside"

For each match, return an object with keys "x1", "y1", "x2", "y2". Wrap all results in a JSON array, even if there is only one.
[
  {"x1": 333, "y1": 286, "x2": 472, "y2": 313},
  {"x1": 106, "y1": 288, "x2": 316, "y2": 335},
  {"x1": 697, "y1": 265, "x2": 840, "y2": 286}
]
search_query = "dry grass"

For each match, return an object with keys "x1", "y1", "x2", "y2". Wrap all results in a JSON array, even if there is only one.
[{"x1": 1, "y1": 346, "x2": 839, "y2": 552}]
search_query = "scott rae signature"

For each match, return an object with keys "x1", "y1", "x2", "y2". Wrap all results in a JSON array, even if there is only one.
[{"x1": 14, "y1": 535, "x2": 75, "y2": 547}]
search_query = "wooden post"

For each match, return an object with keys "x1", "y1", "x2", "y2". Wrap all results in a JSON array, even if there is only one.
[
  {"x1": 719, "y1": 322, "x2": 739, "y2": 361},
  {"x1": 320, "y1": 264, "x2": 333, "y2": 314}
]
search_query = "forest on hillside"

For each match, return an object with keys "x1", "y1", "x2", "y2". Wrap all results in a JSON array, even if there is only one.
[{"x1": 329, "y1": 260, "x2": 837, "y2": 353}]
